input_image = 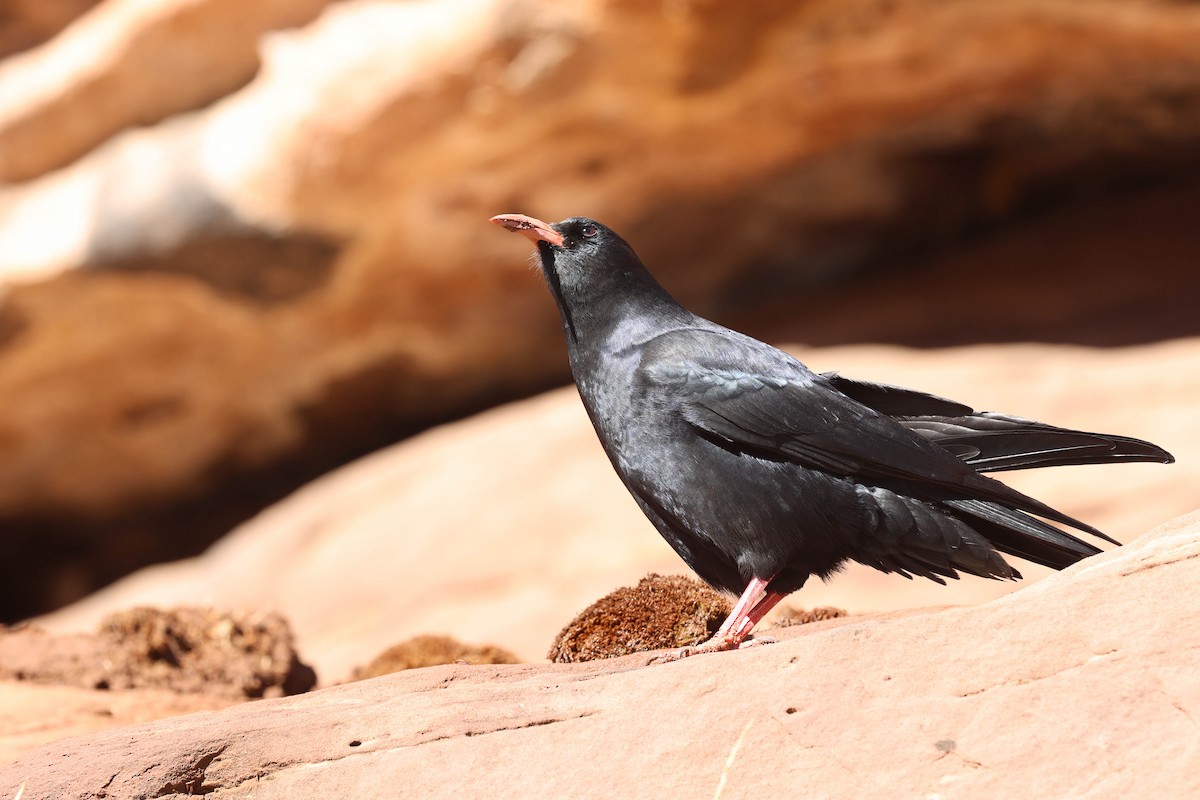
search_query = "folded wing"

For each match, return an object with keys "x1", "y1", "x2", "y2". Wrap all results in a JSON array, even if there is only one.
[{"x1": 823, "y1": 374, "x2": 1174, "y2": 472}]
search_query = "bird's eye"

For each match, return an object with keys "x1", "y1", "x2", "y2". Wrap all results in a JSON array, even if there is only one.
[{"x1": 581, "y1": 224, "x2": 598, "y2": 238}]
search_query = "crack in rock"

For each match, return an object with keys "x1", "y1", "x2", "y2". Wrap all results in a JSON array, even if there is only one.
[
  {"x1": 461, "y1": 713, "x2": 598, "y2": 738},
  {"x1": 933, "y1": 739, "x2": 985, "y2": 769},
  {"x1": 1119, "y1": 551, "x2": 1199, "y2": 577},
  {"x1": 955, "y1": 649, "x2": 1120, "y2": 698},
  {"x1": 152, "y1": 743, "x2": 227, "y2": 797},
  {"x1": 209, "y1": 710, "x2": 601, "y2": 796}
]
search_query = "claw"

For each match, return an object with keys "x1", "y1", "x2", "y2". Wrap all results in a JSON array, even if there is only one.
[{"x1": 647, "y1": 633, "x2": 777, "y2": 664}]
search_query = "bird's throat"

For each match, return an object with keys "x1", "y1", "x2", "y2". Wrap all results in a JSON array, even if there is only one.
[{"x1": 539, "y1": 246, "x2": 578, "y2": 342}]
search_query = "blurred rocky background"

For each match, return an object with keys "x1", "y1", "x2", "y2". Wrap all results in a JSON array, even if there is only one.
[{"x1": 1, "y1": 0, "x2": 1197, "y2": 671}]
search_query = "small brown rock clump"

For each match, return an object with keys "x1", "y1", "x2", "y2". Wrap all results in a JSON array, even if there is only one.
[
  {"x1": 352, "y1": 635, "x2": 519, "y2": 680},
  {"x1": 0, "y1": 607, "x2": 316, "y2": 698},
  {"x1": 771, "y1": 606, "x2": 848, "y2": 627},
  {"x1": 548, "y1": 573, "x2": 733, "y2": 663}
]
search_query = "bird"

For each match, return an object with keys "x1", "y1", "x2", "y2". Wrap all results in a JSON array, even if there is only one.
[{"x1": 490, "y1": 213, "x2": 1174, "y2": 661}]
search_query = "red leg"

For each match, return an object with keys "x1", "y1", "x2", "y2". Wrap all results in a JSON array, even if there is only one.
[
  {"x1": 714, "y1": 575, "x2": 771, "y2": 638},
  {"x1": 649, "y1": 576, "x2": 780, "y2": 663},
  {"x1": 731, "y1": 590, "x2": 787, "y2": 640}
]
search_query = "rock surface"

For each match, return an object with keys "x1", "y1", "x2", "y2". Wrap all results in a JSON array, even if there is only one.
[
  {"x1": 4, "y1": 0, "x2": 1200, "y2": 621},
  {"x1": 4, "y1": 511, "x2": 1197, "y2": 798},
  {"x1": 0, "y1": 0, "x2": 100, "y2": 60},
  {"x1": 0, "y1": 0, "x2": 336, "y2": 183},
  {"x1": 0, "y1": 681, "x2": 235, "y2": 769},
  {"x1": 38, "y1": 339, "x2": 1196, "y2": 682}
]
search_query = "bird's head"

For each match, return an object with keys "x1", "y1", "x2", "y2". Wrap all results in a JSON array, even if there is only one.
[
  {"x1": 490, "y1": 213, "x2": 668, "y2": 341},
  {"x1": 490, "y1": 214, "x2": 638, "y2": 283}
]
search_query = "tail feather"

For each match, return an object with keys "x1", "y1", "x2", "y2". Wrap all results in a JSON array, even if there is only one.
[
  {"x1": 822, "y1": 373, "x2": 1174, "y2": 472},
  {"x1": 824, "y1": 373, "x2": 1174, "y2": 573},
  {"x1": 905, "y1": 413, "x2": 1175, "y2": 472},
  {"x1": 942, "y1": 498, "x2": 1106, "y2": 569}
]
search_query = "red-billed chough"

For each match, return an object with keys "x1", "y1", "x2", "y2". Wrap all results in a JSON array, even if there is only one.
[{"x1": 490, "y1": 213, "x2": 1174, "y2": 661}]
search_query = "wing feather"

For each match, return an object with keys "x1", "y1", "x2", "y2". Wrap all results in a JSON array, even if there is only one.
[
  {"x1": 645, "y1": 353, "x2": 1100, "y2": 537},
  {"x1": 824, "y1": 374, "x2": 1174, "y2": 471}
]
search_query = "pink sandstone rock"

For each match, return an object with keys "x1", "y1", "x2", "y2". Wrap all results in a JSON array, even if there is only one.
[{"x1": 4, "y1": 510, "x2": 1197, "y2": 798}]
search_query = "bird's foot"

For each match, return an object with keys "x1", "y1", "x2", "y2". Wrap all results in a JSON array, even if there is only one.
[{"x1": 647, "y1": 633, "x2": 776, "y2": 665}]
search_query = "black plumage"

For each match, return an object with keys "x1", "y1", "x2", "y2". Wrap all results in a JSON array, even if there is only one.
[{"x1": 491, "y1": 213, "x2": 1174, "y2": 659}]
